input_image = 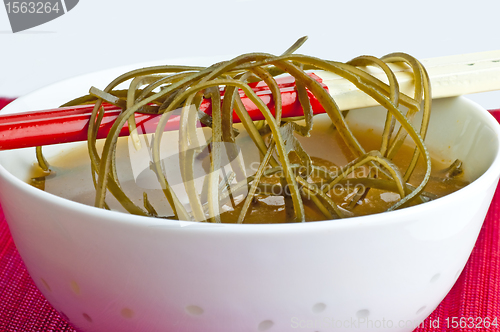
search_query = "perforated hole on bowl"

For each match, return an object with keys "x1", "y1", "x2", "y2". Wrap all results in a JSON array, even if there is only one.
[
  {"x1": 430, "y1": 273, "x2": 440, "y2": 283},
  {"x1": 312, "y1": 303, "x2": 326, "y2": 313},
  {"x1": 356, "y1": 309, "x2": 369, "y2": 319},
  {"x1": 258, "y1": 320, "x2": 274, "y2": 331},
  {"x1": 40, "y1": 278, "x2": 51, "y2": 292},
  {"x1": 185, "y1": 305, "x2": 204, "y2": 316},
  {"x1": 416, "y1": 306, "x2": 426, "y2": 315},
  {"x1": 121, "y1": 308, "x2": 134, "y2": 319},
  {"x1": 82, "y1": 313, "x2": 92, "y2": 323},
  {"x1": 70, "y1": 281, "x2": 81, "y2": 295}
]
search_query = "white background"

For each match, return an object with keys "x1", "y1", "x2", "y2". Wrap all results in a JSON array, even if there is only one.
[{"x1": 0, "y1": 0, "x2": 500, "y2": 109}]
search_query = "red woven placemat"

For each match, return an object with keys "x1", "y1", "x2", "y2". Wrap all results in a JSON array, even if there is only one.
[{"x1": 0, "y1": 98, "x2": 499, "y2": 331}]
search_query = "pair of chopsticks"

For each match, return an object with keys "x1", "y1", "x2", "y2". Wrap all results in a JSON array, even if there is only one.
[
  {"x1": 1, "y1": 50, "x2": 500, "y2": 150},
  {"x1": 0, "y1": 74, "x2": 327, "y2": 150}
]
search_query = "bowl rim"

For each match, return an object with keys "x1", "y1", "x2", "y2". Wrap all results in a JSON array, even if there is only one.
[{"x1": 1, "y1": 62, "x2": 500, "y2": 233}]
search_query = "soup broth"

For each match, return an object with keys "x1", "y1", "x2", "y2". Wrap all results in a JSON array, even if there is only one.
[{"x1": 27, "y1": 121, "x2": 468, "y2": 223}]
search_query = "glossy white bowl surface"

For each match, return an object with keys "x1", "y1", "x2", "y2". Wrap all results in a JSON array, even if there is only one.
[{"x1": 1, "y1": 64, "x2": 500, "y2": 332}]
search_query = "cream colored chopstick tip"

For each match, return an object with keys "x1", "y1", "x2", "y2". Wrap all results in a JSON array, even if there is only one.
[{"x1": 316, "y1": 50, "x2": 500, "y2": 111}]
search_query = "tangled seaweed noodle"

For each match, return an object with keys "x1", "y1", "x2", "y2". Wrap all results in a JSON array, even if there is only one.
[{"x1": 56, "y1": 36, "x2": 433, "y2": 223}]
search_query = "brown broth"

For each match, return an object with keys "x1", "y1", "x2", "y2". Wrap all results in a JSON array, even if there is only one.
[
  {"x1": 220, "y1": 127, "x2": 469, "y2": 223},
  {"x1": 28, "y1": 127, "x2": 468, "y2": 223}
]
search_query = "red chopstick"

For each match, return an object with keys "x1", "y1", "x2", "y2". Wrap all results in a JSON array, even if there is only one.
[{"x1": 0, "y1": 74, "x2": 327, "y2": 150}]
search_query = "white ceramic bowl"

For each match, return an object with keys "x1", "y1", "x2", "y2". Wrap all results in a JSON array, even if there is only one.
[{"x1": 1, "y1": 65, "x2": 500, "y2": 332}]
